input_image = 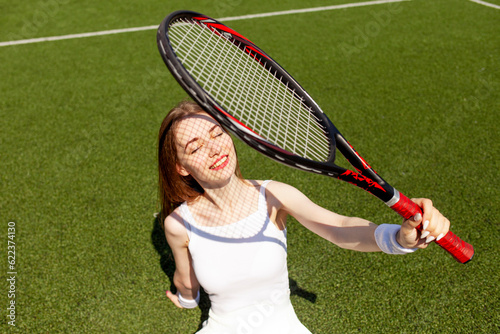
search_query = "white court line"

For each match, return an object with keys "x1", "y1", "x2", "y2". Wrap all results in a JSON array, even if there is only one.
[
  {"x1": 0, "y1": 26, "x2": 158, "y2": 47},
  {"x1": 218, "y1": 0, "x2": 409, "y2": 21},
  {"x1": 0, "y1": 0, "x2": 409, "y2": 48},
  {"x1": 469, "y1": 0, "x2": 500, "y2": 9}
]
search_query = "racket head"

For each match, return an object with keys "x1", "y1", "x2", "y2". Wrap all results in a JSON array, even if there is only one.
[{"x1": 157, "y1": 10, "x2": 345, "y2": 177}]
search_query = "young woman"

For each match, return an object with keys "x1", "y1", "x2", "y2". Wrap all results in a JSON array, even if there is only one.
[{"x1": 158, "y1": 101, "x2": 449, "y2": 333}]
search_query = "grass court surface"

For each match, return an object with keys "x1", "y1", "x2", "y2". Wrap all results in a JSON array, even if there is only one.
[{"x1": 1, "y1": 0, "x2": 498, "y2": 332}]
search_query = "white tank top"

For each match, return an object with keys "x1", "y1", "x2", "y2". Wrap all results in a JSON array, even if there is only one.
[{"x1": 179, "y1": 180, "x2": 290, "y2": 316}]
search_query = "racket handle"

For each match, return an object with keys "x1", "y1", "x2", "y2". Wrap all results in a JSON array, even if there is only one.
[{"x1": 389, "y1": 192, "x2": 474, "y2": 264}]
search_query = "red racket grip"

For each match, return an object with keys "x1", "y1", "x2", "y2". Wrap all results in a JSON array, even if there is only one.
[{"x1": 388, "y1": 192, "x2": 474, "y2": 264}]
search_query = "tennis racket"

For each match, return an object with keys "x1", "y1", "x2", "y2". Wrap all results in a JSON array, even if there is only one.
[{"x1": 156, "y1": 10, "x2": 474, "y2": 263}]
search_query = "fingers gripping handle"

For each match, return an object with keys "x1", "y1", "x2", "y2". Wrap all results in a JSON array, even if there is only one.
[
  {"x1": 388, "y1": 191, "x2": 419, "y2": 221},
  {"x1": 387, "y1": 191, "x2": 474, "y2": 264}
]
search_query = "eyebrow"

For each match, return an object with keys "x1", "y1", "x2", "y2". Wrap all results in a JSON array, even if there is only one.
[{"x1": 184, "y1": 124, "x2": 221, "y2": 151}]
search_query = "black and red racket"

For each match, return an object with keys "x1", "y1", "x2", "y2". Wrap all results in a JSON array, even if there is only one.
[{"x1": 156, "y1": 10, "x2": 474, "y2": 263}]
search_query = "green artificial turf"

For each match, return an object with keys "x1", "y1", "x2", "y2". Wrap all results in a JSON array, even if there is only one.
[{"x1": 0, "y1": 0, "x2": 498, "y2": 332}]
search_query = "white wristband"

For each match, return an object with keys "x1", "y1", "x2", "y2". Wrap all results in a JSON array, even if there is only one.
[
  {"x1": 374, "y1": 224, "x2": 418, "y2": 255},
  {"x1": 178, "y1": 290, "x2": 200, "y2": 309}
]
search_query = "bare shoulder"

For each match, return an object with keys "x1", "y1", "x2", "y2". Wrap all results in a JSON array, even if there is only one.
[
  {"x1": 266, "y1": 181, "x2": 302, "y2": 197},
  {"x1": 164, "y1": 208, "x2": 191, "y2": 256},
  {"x1": 163, "y1": 207, "x2": 188, "y2": 239},
  {"x1": 265, "y1": 181, "x2": 307, "y2": 209}
]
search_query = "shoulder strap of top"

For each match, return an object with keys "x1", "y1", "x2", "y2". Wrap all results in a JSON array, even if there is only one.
[
  {"x1": 178, "y1": 202, "x2": 193, "y2": 241},
  {"x1": 260, "y1": 180, "x2": 272, "y2": 193},
  {"x1": 258, "y1": 180, "x2": 272, "y2": 211}
]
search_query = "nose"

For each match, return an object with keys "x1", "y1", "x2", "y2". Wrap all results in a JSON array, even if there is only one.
[{"x1": 207, "y1": 139, "x2": 221, "y2": 157}]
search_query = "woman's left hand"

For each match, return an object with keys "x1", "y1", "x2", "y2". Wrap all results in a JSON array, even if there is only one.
[{"x1": 397, "y1": 198, "x2": 450, "y2": 249}]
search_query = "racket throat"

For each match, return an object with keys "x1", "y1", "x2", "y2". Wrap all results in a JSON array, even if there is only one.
[
  {"x1": 335, "y1": 134, "x2": 388, "y2": 187},
  {"x1": 336, "y1": 169, "x2": 393, "y2": 202}
]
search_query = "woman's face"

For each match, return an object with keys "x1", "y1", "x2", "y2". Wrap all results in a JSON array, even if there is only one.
[{"x1": 174, "y1": 113, "x2": 237, "y2": 188}]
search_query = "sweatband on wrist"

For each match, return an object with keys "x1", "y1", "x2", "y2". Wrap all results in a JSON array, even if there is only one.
[
  {"x1": 374, "y1": 224, "x2": 418, "y2": 255},
  {"x1": 178, "y1": 290, "x2": 200, "y2": 309}
]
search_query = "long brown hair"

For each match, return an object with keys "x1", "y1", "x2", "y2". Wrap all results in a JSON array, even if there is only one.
[{"x1": 158, "y1": 100, "x2": 243, "y2": 221}]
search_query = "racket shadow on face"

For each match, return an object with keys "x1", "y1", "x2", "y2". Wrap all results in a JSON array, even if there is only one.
[{"x1": 150, "y1": 212, "x2": 316, "y2": 331}]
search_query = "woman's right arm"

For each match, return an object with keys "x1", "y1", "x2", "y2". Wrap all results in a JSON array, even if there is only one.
[{"x1": 164, "y1": 212, "x2": 200, "y2": 308}]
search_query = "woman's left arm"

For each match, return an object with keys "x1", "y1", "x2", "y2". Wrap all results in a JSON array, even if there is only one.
[{"x1": 268, "y1": 182, "x2": 449, "y2": 252}]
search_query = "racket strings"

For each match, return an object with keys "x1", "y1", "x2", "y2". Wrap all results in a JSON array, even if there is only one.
[{"x1": 169, "y1": 18, "x2": 331, "y2": 162}]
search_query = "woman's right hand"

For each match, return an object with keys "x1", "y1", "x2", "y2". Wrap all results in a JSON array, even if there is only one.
[{"x1": 166, "y1": 290, "x2": 183, "y2": 308}]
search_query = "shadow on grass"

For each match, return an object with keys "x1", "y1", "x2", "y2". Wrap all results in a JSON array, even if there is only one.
[
  {"x1": 151, "y1": 216, "x2": 211, "y2": 332},
  {"x1": 151, "y1": 216, "x2": 316, "y2": 332}
]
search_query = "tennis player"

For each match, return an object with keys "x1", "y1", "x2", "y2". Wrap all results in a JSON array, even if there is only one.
[{"x1": 158, "y1": 101, "x2": 449, "y2": 333}]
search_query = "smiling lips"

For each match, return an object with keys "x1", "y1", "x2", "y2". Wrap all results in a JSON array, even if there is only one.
[{"x1": 210, "y1": 155, "x2": 229, "y2": 170}]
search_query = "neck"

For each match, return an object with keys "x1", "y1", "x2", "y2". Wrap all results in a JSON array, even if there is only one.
[{"x1": 200, "y1": 175, "x2": 248, "y2": 211}]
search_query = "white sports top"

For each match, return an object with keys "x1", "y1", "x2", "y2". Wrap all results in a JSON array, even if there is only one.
[{"x1": 179, "y1": 180, "x2": 290, "y2": 315}]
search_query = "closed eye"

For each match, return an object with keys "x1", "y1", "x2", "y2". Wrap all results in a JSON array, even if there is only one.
[{"x1": 190, "y1": 145, "x2": 202, "y2": 154}]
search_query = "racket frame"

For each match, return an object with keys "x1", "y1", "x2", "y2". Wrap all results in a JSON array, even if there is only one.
[{"x1": 157, "y1": 11, "x2": 393, "y2": 200}]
